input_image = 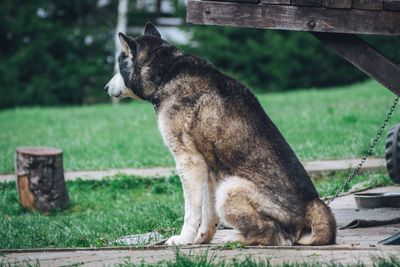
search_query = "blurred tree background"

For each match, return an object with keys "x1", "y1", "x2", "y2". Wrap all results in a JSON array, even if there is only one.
[
  {"x1": 0, "y1": 1, "x2": 117, "y2": 108},
  {"x1": 1, "y1": 0, "x2": 400, "y2": 109}
]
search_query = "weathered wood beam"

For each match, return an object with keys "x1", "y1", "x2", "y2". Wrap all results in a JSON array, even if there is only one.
[
  {"x1": 312, "y1": 33, "x2": 400, "y2": 96},
  {"x1": 261, "y1": 0, "x2": 290, "y2": 4},
  {"x1": 384, "y1": 0, "x2": 400, "y2": 11},
  {"x1": 208, "y1": 0, "x2": 259, "y2": 3},
  {"x1": 322, "y1": 0, "x2": 352, "y2": 9},
  {"x1": 187, "y1": 0, "x2": 400, "y2": 36},
  {"x1": 353, "y1": 0, "x2": 384, "y2": 10},
  {"x1": 292, "y1": 0, "x2": 322, "y2": 7}
]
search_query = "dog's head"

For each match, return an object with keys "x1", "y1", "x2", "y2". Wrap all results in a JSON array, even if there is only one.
[{"x1": 104, "y1": 22, "x2": 181, "y2": 101}]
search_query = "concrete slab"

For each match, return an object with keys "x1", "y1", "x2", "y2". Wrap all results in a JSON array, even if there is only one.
[
  {"x1": 303, "y1": 158, "x2": 385, "y2": 174},
  {"x1": 0, "y1": 158, "x2": 386, "y2": 183},
  {"x1": 0, "y1": 167, "x2": 176, "y2": 183}
]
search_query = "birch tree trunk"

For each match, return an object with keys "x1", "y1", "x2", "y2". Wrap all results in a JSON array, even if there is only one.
[{"x1": 112, "y1": 0, "x2": 129, "y2": 104}]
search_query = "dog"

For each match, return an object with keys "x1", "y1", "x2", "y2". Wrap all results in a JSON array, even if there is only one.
[{"x1": 105, "y1": 23, "x2": 336, "y2": 246}]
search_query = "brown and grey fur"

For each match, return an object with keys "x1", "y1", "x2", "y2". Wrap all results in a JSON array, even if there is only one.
[{"x1": 105, "y1": 23, "x2": 336, "y2": 246}]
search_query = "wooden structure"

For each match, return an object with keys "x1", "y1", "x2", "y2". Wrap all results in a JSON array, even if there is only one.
[
  {"x1": 15, "y1": 147, "x2": 69, "y2": 213},
  {"x1": 187, "y1": 0, "x2": 400, "y2": 97}
]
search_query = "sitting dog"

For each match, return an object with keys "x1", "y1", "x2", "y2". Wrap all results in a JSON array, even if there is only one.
[{"x1": 105, "y1": 23, "x2": 336, "y2": 246}]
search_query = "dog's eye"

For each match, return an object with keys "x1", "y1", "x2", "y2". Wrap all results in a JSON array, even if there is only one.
[
  {"x1": 130, "y1": 47, "x2": 137, "y2": 59},
  {"x1": 118, "y1": 53, "x2": 126, "y2": 62},
  {"x1": 118, "y1": 51, "x2": 136, "y2": 61}
]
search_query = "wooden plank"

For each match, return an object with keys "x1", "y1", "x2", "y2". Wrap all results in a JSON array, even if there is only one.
[
  {"x1": 384, "y1": 0, "x2": 400, "y2": 11},
  {"x1": 208, "y1": 0, "x2": 259, "y2": 3},
  {"x1": 187, "y1": 0, "x2": 400, "y2": 35},
  {"x1": 292, "y1": 0, "x2": 322, "y2": 6},
  {"x1": 322, "y1": 0, "x2": 352, "y2": 9},
  {"x1": 260, "y1": 0, "x2": 291, "y2": 4},
  {"x1": 312, "y1": 32, "x2": 400, "y2": 96},
  {"x1": 353, "y1": 0, "x2": 384, "y2": 10},
  {"x1": 3, "y1": 245, "x2": 400, "y2": 266}
]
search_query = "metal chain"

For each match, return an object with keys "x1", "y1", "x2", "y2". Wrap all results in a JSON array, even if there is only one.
[{"x1": 325, "y1": 96, "x2": 400, "y2": 206}]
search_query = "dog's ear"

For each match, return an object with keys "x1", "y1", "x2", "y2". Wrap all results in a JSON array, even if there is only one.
[
  {"x1": 144, "y1": 22, "x2": 161, "y2": 38},
  {"x1": 118, "y1": 32, "x2": 137, "y2": 57}
]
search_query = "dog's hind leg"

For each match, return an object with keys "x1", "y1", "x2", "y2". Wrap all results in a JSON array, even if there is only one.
[
  {"x1": 216, "y1": 177, "x2": 296, "y2": 246},
  {"x1": 165, "y1": 152, "x2": 209, "y2": 245}
]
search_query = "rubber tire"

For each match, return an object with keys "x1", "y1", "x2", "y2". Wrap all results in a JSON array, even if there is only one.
[{"x1": 385, "y1": 124, "x2": 400, "y2": 184}]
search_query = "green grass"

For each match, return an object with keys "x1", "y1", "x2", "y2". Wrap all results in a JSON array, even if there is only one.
[
  {"x1": 0, "y1": 171, "x2": 393, "y2": 249},
  {"x1": 313, "y1": 171, "x2": 393, "y2": 198},
  {"x1": 0, "y1": 175, "x2": 184, "y2": 249},
  {"x1": 116, "y1": 253, "x2": 400, "y2": 267},
  {"x1": 0, "y1": 80, "x2": 399, "y2": 173},
  {"x1": 2, "y1": 252, "x2": 400, "y2": 267}
]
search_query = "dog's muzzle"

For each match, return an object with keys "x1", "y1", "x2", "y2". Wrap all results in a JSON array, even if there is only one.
[
  {"x1": 104, "y1": 73, "x2": 138, "y2": 99},
  {"x1": 104, "y1": 84, "x2": 122, "y2": 98},
  {"x1": 104, "y1": 73, "x2": 126, "y2": 98}
]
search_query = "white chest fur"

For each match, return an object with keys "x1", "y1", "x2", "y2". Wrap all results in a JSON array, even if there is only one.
[{"x1": 157, "y1": 108, "x2": 171, "y2": 148}]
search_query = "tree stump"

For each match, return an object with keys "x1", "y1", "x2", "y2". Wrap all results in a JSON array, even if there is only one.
[{"x1": 15, "y1": 147, "x2": 69, "y2": 213}]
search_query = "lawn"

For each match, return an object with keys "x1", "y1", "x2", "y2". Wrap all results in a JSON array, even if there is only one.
[
  {"x1": 0, "y1": 80, "x2": 399, "y2": 173},
  {"x1": 3, "y1": 252, "x2": 400, "y2": 267},
  {"x1": 110, "y1": 253, "x2": 400, "y2": 267},
  {"x1": 0, "y1": 175, "x2": 184, "y2": 249},
  {"x1": 0, "y1": 171, "x2": 392, "y2": 249},
  {"x1": 128, "y1": 255, "x2": 400, "y2": 267}
]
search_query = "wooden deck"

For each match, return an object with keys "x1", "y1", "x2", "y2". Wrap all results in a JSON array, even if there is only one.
[{"x1": 2, "y1": 186, "x2": 400, "y2": 266}]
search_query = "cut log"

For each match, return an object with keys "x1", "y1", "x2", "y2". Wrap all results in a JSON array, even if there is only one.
[{"x1": 15, "y1": 147, "x2": 69, "y2": 213}]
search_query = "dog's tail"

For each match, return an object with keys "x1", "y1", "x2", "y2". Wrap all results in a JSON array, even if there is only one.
[{"x1": 297, "y1": 198, "x2": 336, "y2": 245}]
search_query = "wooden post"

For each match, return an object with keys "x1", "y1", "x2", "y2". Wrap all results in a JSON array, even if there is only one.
[{"x1": 15, "y1": 147, "x2": 69, "y2": 213}]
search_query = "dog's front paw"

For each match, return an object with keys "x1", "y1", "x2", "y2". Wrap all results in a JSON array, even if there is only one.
[{"x1": 165, "y1": 235, "x2": 194, "y2": 246}]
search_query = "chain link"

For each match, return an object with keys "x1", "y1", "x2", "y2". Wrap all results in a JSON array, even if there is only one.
[{"x1": 325, "y1": 96, "x2": 400, "y2": 206}]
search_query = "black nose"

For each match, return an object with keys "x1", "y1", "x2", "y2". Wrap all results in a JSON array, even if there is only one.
[{"x1": 104, "y1": 85, "x2": 109, "y2": 92}]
